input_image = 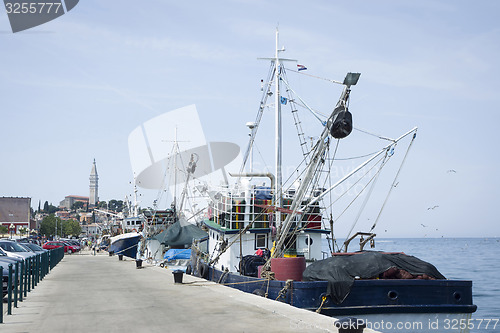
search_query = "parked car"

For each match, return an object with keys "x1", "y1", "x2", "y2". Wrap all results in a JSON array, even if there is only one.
[
  {"x1": 19, "y1": 242, "x2": 47, "y2": 253},
  {"x1": 0, "y1": 248, "x2": 23, "y2": 265},
  {"x1": 61, "y1": 239, "x2": 81, "y2": 251},
  {"x1": 0, "y1": 240, "x2": 35, "y2": 259},
  {"x1": 42, "y1": 241, "x2": 79, "y2": 253},
  {"x1": 0, "y1": 248, "x2": 23, "y2": 298}
]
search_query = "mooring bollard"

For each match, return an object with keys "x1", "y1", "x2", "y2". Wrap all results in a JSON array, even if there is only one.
[
  {"x1": 118, "y1": 254, "x2": 123, "y2": 261},
  {"x1": 172, "y1": 270, "x2": 184, "y2": 283},
  {"x1": 136, "y1": 259, "x2": 143, "y2": 268},
  {"x1": 334, "y1": 317, "x2": 366, "y2": 333}
]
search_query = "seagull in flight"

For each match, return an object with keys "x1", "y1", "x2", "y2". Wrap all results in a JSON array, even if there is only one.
[
  {"x1": 447, "y1": 170, "x2": 457, "y2": 173},
  {"x1": 421, "y1": 223, "x2": 427, "y2": 228},
  {"x1": 427, "y1": 205, "x2": 439, "y2": 210}
]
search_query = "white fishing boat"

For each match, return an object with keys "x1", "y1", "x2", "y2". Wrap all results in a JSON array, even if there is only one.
[
  {"x1": 189, "y1": 30, "x2": 476, "y2": 332},
  {"x1": 134, "y1": 130, "x2": 209, "y2": 264}
]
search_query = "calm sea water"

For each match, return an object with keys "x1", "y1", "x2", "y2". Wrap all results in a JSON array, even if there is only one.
[{"x1": 323, "y1": 237, "x2": 500, "y2": 333}]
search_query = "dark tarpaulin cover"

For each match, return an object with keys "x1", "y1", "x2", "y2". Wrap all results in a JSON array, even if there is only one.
[
  {"x1": 302, "y1": 251, "x2": 446, "y2": 304},
  {"x1": 153, "y1": 221, "x2": 207, "y2": 247}
]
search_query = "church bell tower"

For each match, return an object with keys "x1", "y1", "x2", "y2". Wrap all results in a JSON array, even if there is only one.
[{"x1": 89, "y1": 159, "x2": 99, "y2": 207}]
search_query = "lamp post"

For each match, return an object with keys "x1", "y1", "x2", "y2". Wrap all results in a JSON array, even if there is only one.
[
  {"x1": 8, "y1": 213, "x2": 14, "y2": 238},
  {"x1": 9, "y1": 223, "x2": 15, "y2": 239}
]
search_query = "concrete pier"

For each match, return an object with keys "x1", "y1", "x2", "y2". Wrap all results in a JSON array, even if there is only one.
[{"x1": 1, "y1": 251, "x2": 378, "y2": 333}]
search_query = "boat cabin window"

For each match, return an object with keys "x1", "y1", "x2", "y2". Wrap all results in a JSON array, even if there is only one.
[{"x1": 255, "y1": 234, "x2": 267, "y2": 249}]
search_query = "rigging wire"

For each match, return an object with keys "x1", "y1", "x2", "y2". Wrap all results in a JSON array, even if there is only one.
[
  {"x1": 321, "y1": 154, "x2": 387, "y2": 218},
  {"x1": 325, "y1": 139, "x2": 340, "y2": 253},
  {"x1": 369, "y1": 131, "x2": 417, "y2": 231},
  {"x1": 240, "y1": 64, "x2": 276, "y2": 173},
  {"x1": 336, "y1": 156, "x2": 389, "y2": 240},
  {"x1": 344, "y1": 151, "x2": 391, "y2": 242},
  {"x1": 353, "y1": 127, "x2": 395, "y2": 142},
  {"x1": 280, "y1": 76, "x2": 326, "y2": 124},
  {"x1": 253, "y1": 142, "x2": 272, "y2": 175},
  {"x1": 285, "y1": 67, "x2": 345, "y2": 85},
  {"x1": 330, "y1": 150, "x2": 381, "y2": 161}
]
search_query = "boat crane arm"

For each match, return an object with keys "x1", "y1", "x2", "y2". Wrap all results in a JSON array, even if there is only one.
[
  {"x1": 93, "y1": 209, "x2": 121, "y2": 218},
  {"x1": 304, "y1": 126, "x2": 418, "y2": 210},
  {"x1": 272, "y1": 76, "x2": 358, "y2": 258}
]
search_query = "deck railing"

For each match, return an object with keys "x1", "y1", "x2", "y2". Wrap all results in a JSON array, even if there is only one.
[{"x1": 210, "y1": 188, "x2": 323, "y2": 231}]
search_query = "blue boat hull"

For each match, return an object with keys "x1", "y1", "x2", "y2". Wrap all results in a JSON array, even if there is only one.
[
  {"x1": 195, "y1": 265, "x2": 476, "y2": 317},
  {"x1": 109, "y1": 235, "x2": 141, "y2": 259}
]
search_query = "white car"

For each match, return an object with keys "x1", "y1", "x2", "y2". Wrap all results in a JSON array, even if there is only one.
[{"x1": 0, "y1": 240, "x2": 36, "y2": 259}]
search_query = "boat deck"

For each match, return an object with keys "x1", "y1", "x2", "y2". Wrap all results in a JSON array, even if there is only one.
[{"x1": 1, "y1": 250, "x2": 380, "y2": 332}]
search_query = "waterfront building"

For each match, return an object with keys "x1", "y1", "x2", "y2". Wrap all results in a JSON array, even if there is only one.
[
  {"x1": 0, "y1": 197, "x2": 35, "y2": 234},
  {"x1": 81, "y1": 222, "x2": 101, "y2": 236},
  {"x1": 59, "y1": 195, "x2": 89, "y2": 210}
]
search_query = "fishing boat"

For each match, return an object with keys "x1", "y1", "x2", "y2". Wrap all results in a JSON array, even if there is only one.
[
  {"x1": 108, "y1": 231, "x2": 141, "y2": 259},
  {"x1": 189, "y1": 30, "x2": 476, "y2": 332},
  {"x1": 135, "y1": 131, "x2": 208, "y2": 264},
  {"x1": 108, "y1": 186, "x2": 144, "y2": 259}
]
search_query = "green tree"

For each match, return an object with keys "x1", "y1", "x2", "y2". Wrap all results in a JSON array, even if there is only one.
[
  {"x1": 108, "y1": 199, "x2": 124, "y2": 212},
  {"x1": 47, "y1": 203, "x2": 59, "y2": 214},
  {"x1": 43, "y1": 201, "x2": 49, "y2": 212},
  {"x1": 39, "y1": 214, "x2": 63, "y2": 238},
  {"x1": 0, "y1": 225, "x2": 8, "y2": 234},
  {"x1": 62, "y1": 219, "x2": 82, "y2": 237},
  {"x1": 97, "y1": 201, "x2": 107, "y2": 209},
  {"x1": 71, "y1": 201, "x2": 85, "y2": 211}
]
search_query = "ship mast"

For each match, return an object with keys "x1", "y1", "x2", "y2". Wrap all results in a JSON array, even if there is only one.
[{"x1": 274, "y1": 28, "x2": 283, "y2": 231}]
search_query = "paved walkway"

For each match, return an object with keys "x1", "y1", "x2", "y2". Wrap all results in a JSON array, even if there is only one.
[{"x1": 1, "y1": 251, "x2": 377, "y2": 333}]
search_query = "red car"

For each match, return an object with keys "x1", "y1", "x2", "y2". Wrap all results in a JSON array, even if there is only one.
[{"x1": 42, "y1": 241, "x2": 79, "y2": 253}]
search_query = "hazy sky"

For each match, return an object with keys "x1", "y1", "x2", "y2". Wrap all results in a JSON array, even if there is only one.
[{"x1": 1, "y1": 0, "x2": 499, "y2": 238}]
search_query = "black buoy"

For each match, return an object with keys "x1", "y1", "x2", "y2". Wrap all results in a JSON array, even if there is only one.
[
  {"x1": 334, "y1": 317, "x2": 366, "y2": 333},
  {"x1": 329, "y1": 106, "x2": 353, "y2": 139}
]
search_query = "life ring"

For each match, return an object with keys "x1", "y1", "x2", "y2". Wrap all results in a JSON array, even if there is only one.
[{"x1": 131, "y1": 228, "x2": 137, "y2": 232}]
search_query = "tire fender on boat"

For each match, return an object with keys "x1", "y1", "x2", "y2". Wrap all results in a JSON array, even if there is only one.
[
  {"x1": 200, "y1": 263, "x2": 209, "y2": 279},
  {"x1": 252, "y1": 289, "x2": 266, "y2": 297}
]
